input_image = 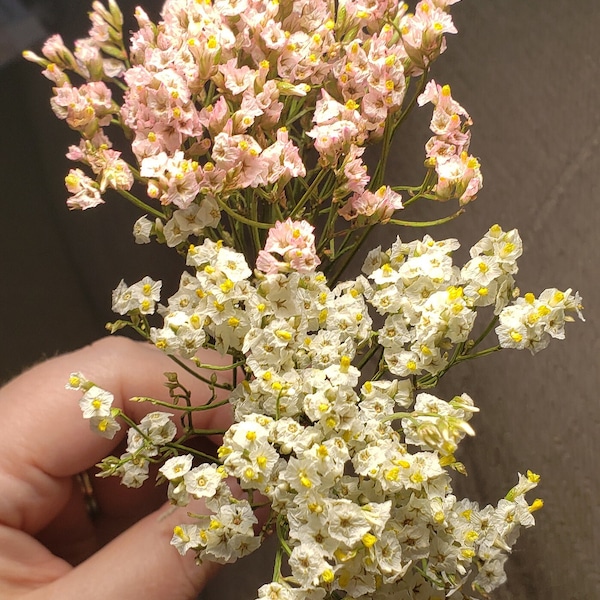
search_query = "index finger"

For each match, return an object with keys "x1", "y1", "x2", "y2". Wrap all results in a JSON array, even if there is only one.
[{"x1": 0, "y1": 337, "x2": 233, "y2": 530}]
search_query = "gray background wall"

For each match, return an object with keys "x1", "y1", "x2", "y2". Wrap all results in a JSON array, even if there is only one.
[{"x1": 1, "y1": 1, "x2": 597, "y2": 598}]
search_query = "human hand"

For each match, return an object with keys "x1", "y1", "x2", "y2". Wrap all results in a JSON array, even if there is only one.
[{"x1": 0, "y1": 337, "x2": 234, "y2": 600}]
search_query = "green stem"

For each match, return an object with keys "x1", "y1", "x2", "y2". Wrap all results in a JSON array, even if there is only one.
[
  {"x1": 191, "y1": 428, "x2": 228, "y2": 436},
  {"x1": 316, "y1": 197, "x2": 344, "y2": 255},
  {"x1": 108, "y1": 77, "x2": 128, "y2": 92},
  {"x1": 417, "y1": 344, "x2": 502, "y2": 389},
  {"x1": 400, "y1": 168, "x2": 437, "y2": 207},
  {"x1": 250, "y1": 194, "x2": 263, "y2": 256},
  {"x1": 356, "y1": 341, "x2": 382, "y2": 371},
  {"x1": 215, "y1": 195, "x2": 273, "y2": 229},
  {"x1": 470, "y1": 315, "x2": 500, "y2": 351},
  {"x1": 456, "y1": 345, "x2": 502, "y2": 362},
  {"x1": 276, "y1": 514, "x2": 293, "y2": 556},
  {"x1": 285, "y1": 107, "x2": 314, "y2": 128},
  {"x1": 388, "y1": 208, "x2": 464, "y2": 228},
  {"x1": 130, "y1": 396, "x2": 230, "y2": 412},
  {"x1": 370, "y1": 116, "x2": 396, "y2": 191},
  {"x1": 191, "y1": 357, "x2": 246, "y2": 371},
  {"x1": 168, "y1": 355, "x2": 234, "y2": 391},
  {"x1": 204, "y1": 80, "x2": 217, "y2": 105},
  {"x1": 289, "y1": 168, "x2": 329, "y2": 219},
  {"x1": 114, "y1": 409, "x2": 146, "y2": 436},
  {"x1": 327, "y1": 225, "x2": 373, "y2": 287},
  {"x1": 273, "y1": 544, "x2": 284, "y2": 584},
  {"x1": 417, "y1": 341, "x2": 465, "y2": 389},
  {"x1": 164, "y1": 442, "x2": 220, "y2": 463},
  {"x1": 379, "y1": 409, "x2": 446, "y2": 424},
  {"x1": 117, "y1": 189, "x2": 166, "y2": 220},
  {"x1": 391, "y1": 184, "x2": 423, "y2": 192},
  {"x1": 370, "y1": 70, "x2": 429, "y2": 190},
  {"x1": 395, "y1": 70, "x2": 430, "y2": 131},
  {"x1": 125, "y1": 325, "x2": 234, "y2": 391}
]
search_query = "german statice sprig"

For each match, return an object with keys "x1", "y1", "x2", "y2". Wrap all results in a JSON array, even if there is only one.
[{"x1": 26, "y1": 1, "x2": 583, "y2": 598}]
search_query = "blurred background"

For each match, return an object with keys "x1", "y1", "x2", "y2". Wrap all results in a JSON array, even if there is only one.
[{"x1": 0, "y1": 1, "x2": 597, "y2": 598}]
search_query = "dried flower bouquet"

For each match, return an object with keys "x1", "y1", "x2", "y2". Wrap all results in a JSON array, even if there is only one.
[{"x1": 25, "y1": 1, "x2": 583, "y2": 598}]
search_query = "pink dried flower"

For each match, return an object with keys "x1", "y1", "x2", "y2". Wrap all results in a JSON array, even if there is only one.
[
  {"x1": 433, "y1": 152, "x2": 483, "y2": 205},
  {"x1": 65, "y1": 168, "x2": 104, "y2": 210},
  {"x1": 41, "y1": 34, "x2": 78, "y2": 72},
  {"x1": 308, "y1": 91, "x2": 368, "y2": 165},
  {"x1": 199, "y1": 97, "x2": 230, "y2": 137},
  {"x1": 400, "y1": 0, "x2": 457, "y2": 72},
  {"x1": 334, "y1": 145, "x2": 370, "y2": 198},
  {"x1": 140, "y1": 151, "x2": 200, "y2": 208},
  {"x1": 212, "y1": 132, "x2": 268, "y2": 189},
  {"x1": 218, "y1": 59, "x2": 256, "y2": 96},
  {"x1": 260, "y1": 128, "x2": 306, "y2": 186},
  {"x1": 339, "y1": 185, "x2": 403, "y2": 224},
  {"x1": 51, "y1": 82, "x2": 114, "y2": 137},
  {"x1": 258, "y1": 218, "x2": 321, "y2": 274}
]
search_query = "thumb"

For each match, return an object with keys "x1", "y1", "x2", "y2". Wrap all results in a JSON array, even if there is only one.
[{"x1": 31, "y1": 500, "x2": 218, "y2": 600}]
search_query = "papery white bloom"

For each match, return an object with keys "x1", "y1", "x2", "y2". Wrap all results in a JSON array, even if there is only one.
[
  {"x1": 117, "y1": 453, "x2": 150, "y2": 488},
  {"x1": 461, "y1": 254, "x2": 502, "y2": 287},
  {"x1": 371, "y1": 530, "x2": 409, "y2": 582},
  {"x1": 361, "y1": 378, "x2": 414, "y2": 409},
  {"x1": 303, "y1": 439, "x2": 348, "y2": 487},
  {"x1": 79, "y1": 385, "x2": 114, "y2": 418},
  {"x1": 133, "y1": 215, "x2": 153, "y2": 243},
  {"x1": 215, "y1": 246, "x2": 252, "y2": 282},
  {"x1": 171, "y1": 523, "x2": 203, "y2": 555},
  {"x1": 352, "y1": 442, "x2": 388, "y2": 479},
  {"x1": 472, "y1": 553, "x2": 508, "y2": 593},
  {"x1": 256, "y1": 582, "x2": 302, "y2": 600},
  {"x1": 402, "y1": 392, "x2": 476, "y2": 455},
  {"x1": 186, "y1": 238, "x2": 221, "y2": 268},
  {"x1": 126, "y1": 426, "x2": 152, "y2": 456},
  {"x1": 505, "y1": 470, "x2": 540, "y2": 500},
  {"x1": 288, "y1": 542, "x2": 333, "y2": 588},
  {"x1": 149, "y1": 325, "x2": 182, "y2": 355},
  {"x1": 66, "y1": 371, "x2": 89, "y2": 391},
  {"x1": 159, "y1": 454, "x2": 194, "y2": 481},
  {"x1": 325, "y1": 498, "x2": 371, "y2": 546},
  {"x1": 361, "y1": 246, "x2": 385, "y2": 276},
  {"x1": 111, "y1": 279, "x2": 136, "y2": 315},
  {"x1": 470, "y1": 224, "x2": 522, "y2": 274},
  {"x1": 271, "y1": 418, "x2": 320, "y2": 455},
  {"x1": 281, "y1": 456, "x2": 322, "y2": 492},
  {"x1": 198, "y1": 499, "x2": 260, "y2": 563},
  {"x1": 111, "y1": 276, "x2": 161, "y2": 315},
  {"x1": 184, "y1": 463, "x2": 224, "y2": 499},
  {"x1": 139, "y1": 411, "x2": 177, "y2": 445},
  {"x1": 323, "y1": 356, "x2": 360, "y2": 387},
  {"x1": 249, "y1": 435, "x2": 281, "y2": 469},
  {"x1": 89, "y1": 413, "x2": 121, "y2": 439},
  {"x1": 492, "y1": 496, "x2": 536, "y2": 534},
  {"x1": 229, "y1": 417, "x2": 271, "y2": 450}
]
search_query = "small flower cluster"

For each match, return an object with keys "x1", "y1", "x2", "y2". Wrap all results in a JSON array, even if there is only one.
[
  {"x1": 256, "y1": 218, "x2": 321, "y2": 274},
  {"x1": 67, "y1": 372, "x2": 121, "y2": 439},
  {"x1": 161, "y1": 454, "x2": 261, "y2": 563},
  {"x1": 496, "y1": 287, "x2": 584, "y2": 353},
  {"x1": 418, "y1": 80, "x2": 482, "y2": 205},
  {"x1": 365, "y1": 224, "x2": 522, "y2": 378},
  {"x1": 112, "y1": 276, "x2": 162, "y2": 316},
  {"x1": 88, "y1": 223, "x2": 581, "y2": 597},
  {"x1": 32, "y1": 0, "x2": 585, "y2": 598},
  {"x1": 24, "y1": 0, "x2": 480, "y2": 246}
]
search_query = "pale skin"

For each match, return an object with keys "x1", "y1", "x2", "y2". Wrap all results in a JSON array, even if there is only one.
[{"x1": 0, "y1": 337, "x2": 235, "y2": 600}]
